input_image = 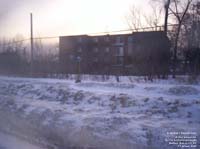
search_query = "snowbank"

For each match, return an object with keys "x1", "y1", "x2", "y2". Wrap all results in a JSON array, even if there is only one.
[
  {"x1": 0, "y1": 76, "x2": 199, "y2": 149},
  {"x1": 47, "y1": 74, "x2": 200, "y2": 84},
  {"x1": 0, "y1": 132, "x2": 44, "y2": 149}
]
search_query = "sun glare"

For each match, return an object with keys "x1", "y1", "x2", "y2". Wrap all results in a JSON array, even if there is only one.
[{"x1": 0, "y1": 0, "x2": 149, "y2": 38}]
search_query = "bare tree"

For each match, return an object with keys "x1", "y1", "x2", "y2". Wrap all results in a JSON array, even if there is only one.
[
  {"x1": 181, "y1": 1, "x2": 200, "y2": 75},
  {"x1": 144, "y1": 4, "x2": 163, "y2": 31},
  {"x1": 169, "y1": 0, "x2": 193, "y2": 78},
  {"x1": 126, "y1": 5, "x2": 144, "y2": 31},
  {"x1": 126, "y1": 2, "x2": 165, "y2": 32},
  {"x1": 182, "y1": 1, "x2": 200, "y2": 49},
  {"x1": 150, "y1": 0, "x2": 194, "y2": 77}
]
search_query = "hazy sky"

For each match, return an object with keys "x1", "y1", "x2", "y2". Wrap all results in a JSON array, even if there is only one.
[{"x1": 0, "y1": 0, "x2": 151, "y2": 38}]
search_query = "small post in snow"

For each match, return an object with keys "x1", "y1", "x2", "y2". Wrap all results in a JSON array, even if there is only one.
[{"x1": 75, "y1": 56, "x2": 81, "y2": 83}]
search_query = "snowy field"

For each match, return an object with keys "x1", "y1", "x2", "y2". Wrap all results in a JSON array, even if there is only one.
[{"x1": 0, "y1": 75, "x2": 199, "y2": 149}]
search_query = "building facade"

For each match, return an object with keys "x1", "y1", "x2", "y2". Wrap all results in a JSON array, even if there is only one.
[{"x1": 59, "y1": 31, "x2": 170, "y2": 75}]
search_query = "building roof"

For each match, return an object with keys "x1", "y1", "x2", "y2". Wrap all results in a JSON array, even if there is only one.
[{"x1": 59, "y1": 31, "x2": 166, "y2": 38}]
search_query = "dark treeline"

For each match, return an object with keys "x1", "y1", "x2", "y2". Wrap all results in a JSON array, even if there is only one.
[
  {"x1": 0, "y1": 38, "x2": 59, "y2": 77},
  {"x1": 172, "y1": 1, "x2": 200, "y2": 77}
]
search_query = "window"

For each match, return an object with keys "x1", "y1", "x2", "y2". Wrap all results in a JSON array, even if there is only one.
[
  {"x1": 116, "y1": 57, "x2": 123, "y2": 65},
  {"x1": 105, "y1": 36, "x2": 109, "y2": 42},
  {"x1": 94, "y1": 37, "x2": 98, "y2": 43},
  {"x1": 104, "y1": 57, "x2": 109, "y2": 63},
  {"x1": 78, "y1": 37, "x2": 82, "y2": 43},
  {"x1": 93, "y1": 58, "x2": 98, "y2": 62},
  {"x1": 128, "y1": 45, "x2": 132, "y2": 55},
  {"x1": 69, "y1": 54, "x2": 74, "y2": 60},
  {"x1": 177, "y1": 51, "x2": 182, "y2": 56},
  {"x1": 105, "y1": 47, "x2": 110, "y2": 53},
  {"x1": 94, "y1": 47, "x2": 98, "y2": 52},
  {"x1": 77, "y1": 47, "x2": 82, "y2": 52},
  {"x1": 116, "y1": 36, "x2": 122, "y2": 43},
  {"x1": 117, "y1": 47, "x2": 124, "y2": 56},
  {"x1": 128, "y1": 36, "x2": 133, "y2": 42}
]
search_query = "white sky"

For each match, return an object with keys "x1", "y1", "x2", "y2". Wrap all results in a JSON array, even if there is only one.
[{"x1": 0, "y1": 0, "x2": 153, "y2": 38}]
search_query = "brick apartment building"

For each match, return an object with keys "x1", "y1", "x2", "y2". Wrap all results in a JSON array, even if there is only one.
[{"x1": 59, "y1": 31, "x2": 170, "y2": 75}]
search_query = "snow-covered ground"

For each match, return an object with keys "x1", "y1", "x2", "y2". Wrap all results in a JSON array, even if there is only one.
[
  {"x1": 0, "y1": 132, "x2": 44, "y2": 149},
  {"x1": 0, "y1": 75, "x2": 199, "y2": 149}
]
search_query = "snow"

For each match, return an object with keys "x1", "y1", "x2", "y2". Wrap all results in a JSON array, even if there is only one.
[
  {"x1": 0, "y1": 132, "x2": 44, "y2": 149},
  {"x1": 0, "y1": 75, "x2": 199, "y2": 149}
]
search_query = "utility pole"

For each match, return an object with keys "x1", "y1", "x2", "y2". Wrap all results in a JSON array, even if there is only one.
[
  {"x1": 30, "y1": 13, "x2": 34, "y2": 76},
  {"x1": 164, "y1": 0, "x2": 170, "y2": 35}
]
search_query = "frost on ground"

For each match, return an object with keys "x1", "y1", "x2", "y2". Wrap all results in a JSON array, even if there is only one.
[{"x1": 0, "y1": 76, "x2": 199, "y2": 149}]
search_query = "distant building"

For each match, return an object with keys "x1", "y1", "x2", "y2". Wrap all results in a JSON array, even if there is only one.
[{"x1": 59, "y1": 31, "x2": 170, "y2": 75}]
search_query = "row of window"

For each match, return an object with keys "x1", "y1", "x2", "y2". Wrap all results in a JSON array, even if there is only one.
[
  {"x1": 76, "y1": 47, "x2": 110, "y2": 53},
  {"x1": 93, "y1": 47, "x2": 124, "y2": 55},
  {"x1": 78, "y1": 37, "x2": 109, "y2": 43},
  {"x1": 77, "y1": 36, "x2": 133, "y2": 43},
  {"x1": 69, "y1": 54, "x2": 110, "y2": 63},
  {"x1": 93, "y1": 57, "x2": 112, "y2": 63},
  {"x1": 76, "y1": 47, "x2": 124, "y2": 57}
]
